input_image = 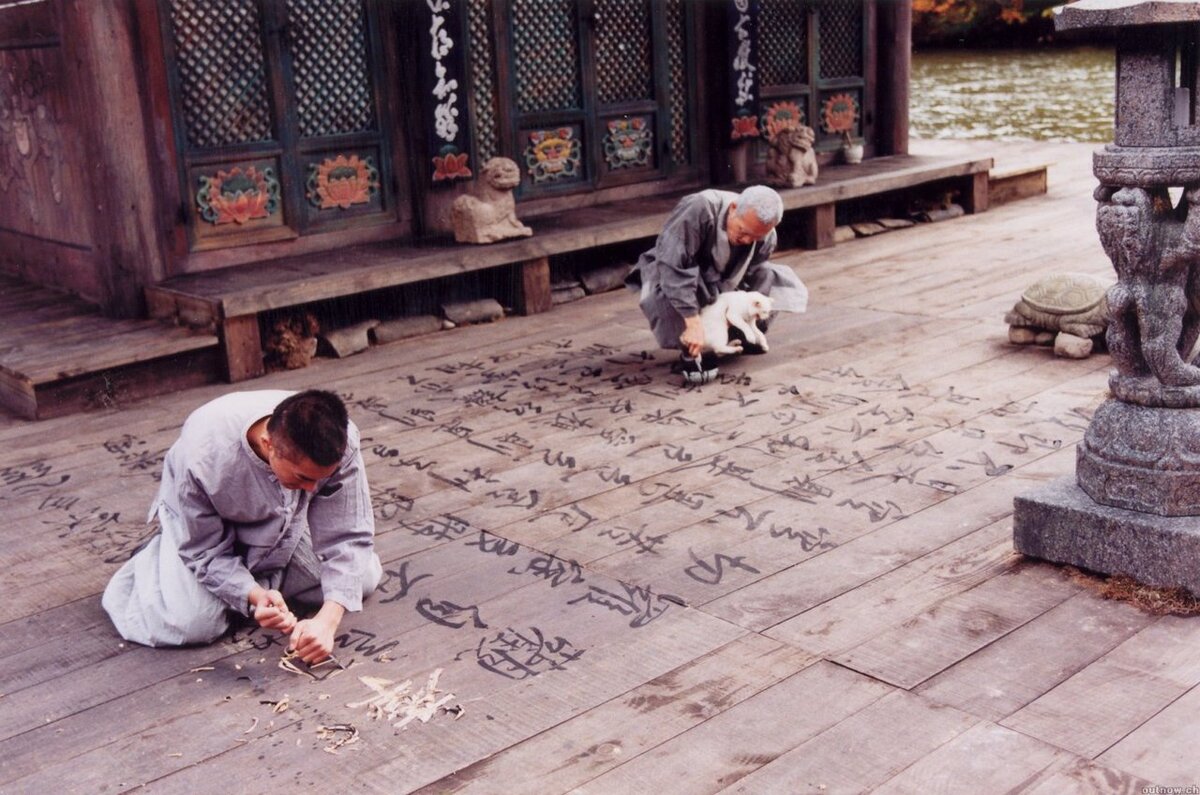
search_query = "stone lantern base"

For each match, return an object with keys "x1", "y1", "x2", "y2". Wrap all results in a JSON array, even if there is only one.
[
  {"x1": 1015, "y1": 400, "x2": 1200, "y2": 595},
  {"x1": 1013, "y1": 477, "x2": 1200, "y2": 596}
]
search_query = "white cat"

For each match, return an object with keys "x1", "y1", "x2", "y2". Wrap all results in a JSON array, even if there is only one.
[{"x1": 700, "y1": 290, "x2": 772, "y2": 354}]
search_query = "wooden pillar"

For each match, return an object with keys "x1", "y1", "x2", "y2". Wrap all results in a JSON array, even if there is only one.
[
  {"x1": 515, "y1": 257, "x2": 552, "y2": 315},
  {"x1": 876, "y1": 0, "x2": 912, "y2": 157},
  {"x1": 61, "y1": 0, "x2": 169, "y2": 317},
  {"x1": 799, "y1": 204, "x2": 836, "y2": 250},
  {"x1": 960, "y1": 172, "x2": 990, "y2": 215},
  {"x1": 220, "y1": 315, "x2": 265, "y2": 382}
]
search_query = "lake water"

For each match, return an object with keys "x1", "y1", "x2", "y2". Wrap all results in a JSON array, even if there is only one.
[{"x1": 910, "y1": 47, "x2": 1115, "y2": 143}]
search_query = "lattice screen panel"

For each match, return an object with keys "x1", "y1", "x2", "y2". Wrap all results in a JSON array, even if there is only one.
[
  {"x1": 467, "y1": 0, "x2": 500, "y2": 162},
  {"x1": 666, "y1": 0, "x2": 688, "y2": 165},
  {"x1": 285, "y1": 0, "x2": 376, "y2": 138},
  {"x1": 511, "y1": 0, "x2": 582, "y2": 114},
  {"x1": 760, "y1": 0, "x2": 809, "y2": 88},
  {"x1": 594, "y1": 0, "x2": 653, "y2": 106},
  {"x1": 818, "y1": 0, "x2": 863, "y2": 79},
  {"x1": 169, "y1": 0, "x2": 273, "y2": 149}
]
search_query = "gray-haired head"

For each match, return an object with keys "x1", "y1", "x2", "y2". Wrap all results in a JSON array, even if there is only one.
[{"x1": 736, "y1": 185, "x2": 784, "y2": 226}]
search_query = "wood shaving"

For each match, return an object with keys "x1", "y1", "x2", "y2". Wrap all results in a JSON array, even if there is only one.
[
  {"x1": 244, "y1": 717, "x2": 259, "y2": 734},
  {"x1": 317, "y1": 723, "x2": 360, "y2": 755},
  {"x1": 345, "y1": 669, "x2": 456, "y2": 729},
  {"x1": 259, "y1": 697, "x2": 290, "y2": 714},
  {"x1": 278, "y1": 649, "x2": 343, "y2": 679},
  {"x1": 167, "y1": 753, "x2": 182, "y2": 758},
  {"x1": 188, "y1": 666, "x2": 215, "y2": 673},
  {"x1": 441, "y1": 704, "x2": 465, "y2": 720}
]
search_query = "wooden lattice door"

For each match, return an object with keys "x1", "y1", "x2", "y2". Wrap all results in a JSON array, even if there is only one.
[
  {"x1": 500, "y1": 0, "x2": 692, "y2": 197},
  {"x1": 162, "y1": 0, "x2": 397, "y2": 252},
  {"x1": 757, "y1": 0, "x2": 870, "y2": 154}
]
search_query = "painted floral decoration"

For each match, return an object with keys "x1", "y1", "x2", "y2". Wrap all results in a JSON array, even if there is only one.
[
  {"x1": 762, "y1": 100, "x2": 805, "y2": 142},
  {"x1": 308, "y1": 154, "x2": 380, "y2": 210},
  {"x1": 433, "y1": 148, "x2": 473, "y2": 182},
  {"x1": 196, "y1": 166, "x2": 280, "y2": 225},
  {"x1": 821, "y1": 93, "x2": 859, "y2": 144},
  {"x1": 731, "y1": 114, "x2": 761, "y2": 141}
]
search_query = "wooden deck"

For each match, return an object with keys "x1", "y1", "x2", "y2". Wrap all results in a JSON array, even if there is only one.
[
  {"x1": 0, "y1": 274, "x2": 220, "y2": 420},
  {"x1": 2, "y1": 140, "x2": 1194, "y2": 794}
]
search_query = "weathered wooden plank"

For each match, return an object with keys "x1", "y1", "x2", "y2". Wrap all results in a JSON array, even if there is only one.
[
  {"x1": 1022, "y1": 757, "x2": 1154, "y2": 795},
  {"x1": 873, "y1": 721, "x2": 1073, "y2": 793},
  {"x1": 915, "y1": 591, "x2": 1154, "y2": 722},
  {"x1": 422, "y1": 634, "x2": 814, "y2": 794},
  {"x1": 835, "y1": 562, "x2": 1082, "y2": 689},
  {"x1": 565, "y1": 661, "x2": 893, "y2": 794},
  {"x1": 1002, "y1": 615, "x2": 1200, "y2": 758},
  {"x1": 709, "y1": 690, "x2": 979, "y2": 794},
  {"x1": 1099, "y1": 680, "x2": 1200, "y2": 785}
]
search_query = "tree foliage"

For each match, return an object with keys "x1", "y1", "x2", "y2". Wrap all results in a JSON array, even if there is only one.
[{"x1": 913, "y1": 0, "x2": 1064, "y2": 46}]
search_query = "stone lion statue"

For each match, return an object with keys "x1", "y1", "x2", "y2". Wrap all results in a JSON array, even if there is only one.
[
  {"x1": 764, "y1": 125, "x2": 818, "y2": 188},
  {"x1": 451, "y1": 157, "x2": 533, "y2": 244}
]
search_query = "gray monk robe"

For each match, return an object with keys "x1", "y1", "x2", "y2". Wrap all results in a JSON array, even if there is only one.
[
  {"x1": 102, "y1": 390, "x2": 382, "y2": 647},
  {"x1": 625, "y1": 188, "x2": 808, "y2": 349}
]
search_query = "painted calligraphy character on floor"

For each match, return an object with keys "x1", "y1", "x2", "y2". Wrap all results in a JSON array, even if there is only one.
[
  {"x1": 475, "y1": 627, "x2": 585, "y2": 680},
  {"x1": 377, "y1": 561, "x2": 434, "y2": 604},
  {"x1": 416, "y1": 598, "x2": 489, "y2": 629},
  {"x1": 684, "y1": 549, "x2": 761, "y2": 585}
]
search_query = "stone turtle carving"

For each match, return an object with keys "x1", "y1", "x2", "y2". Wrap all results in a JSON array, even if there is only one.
[
  {"x1": 764, "y1": 125, "x2": 818, "y2": 189},
  {"x1": 451, "y1": 157, "x2": 533, "y2": 244},
  {"x1": 1005, "y1": 272, "x2": 1112, "y2": 358}
]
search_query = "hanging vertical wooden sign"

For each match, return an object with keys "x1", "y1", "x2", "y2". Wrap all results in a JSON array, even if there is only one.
[
  {"x1": 419, "y1": 0, "x2": 474, "y2": 184},
  {"x1": 728, "y1": 0, "x2": 761, "y2": 142}
]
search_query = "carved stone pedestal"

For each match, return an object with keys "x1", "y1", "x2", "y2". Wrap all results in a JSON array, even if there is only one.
[
  {"x1": 1014, "y1": 477, "x2": 1200, "y2": 595},
  {"x1": 1076, "y1": 399, "x2": 1200, "y2": 516}
]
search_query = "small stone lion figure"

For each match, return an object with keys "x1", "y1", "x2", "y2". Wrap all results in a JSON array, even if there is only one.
[
  {"x1": 451, "y1": 157, "x2": 533, "y2": 244},
  {"x1": 764, "y1": 125, "x2": 818, "y2": 188}
]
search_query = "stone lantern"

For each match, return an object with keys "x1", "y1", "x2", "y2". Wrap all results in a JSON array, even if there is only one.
[{"x1": 1013, "y1": 0, "x2": 1200, "y2": 593}]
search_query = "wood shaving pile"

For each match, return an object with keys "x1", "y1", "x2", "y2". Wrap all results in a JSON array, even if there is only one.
[
  {"x1": 346, "y1": 669, "x2": 456, "y2": 730},
  {"x1": 1064, "y1": 566, "x2": 1200, "y2": 616}
]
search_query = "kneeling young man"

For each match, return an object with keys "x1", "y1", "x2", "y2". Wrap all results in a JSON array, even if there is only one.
[{"x1": 103, "y1": 389, "x2": 381, "y2": 663}]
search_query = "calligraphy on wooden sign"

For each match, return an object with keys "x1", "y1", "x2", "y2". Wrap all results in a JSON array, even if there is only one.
[
  {"x1": 419, "y1": 0, "x2": 473, "y2": 184},
  {"x1": 728, "y1": 0, "x2": 760, "y2": 142}
]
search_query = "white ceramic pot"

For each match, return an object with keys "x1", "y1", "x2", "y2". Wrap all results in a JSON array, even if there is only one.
[{"x1": 842, "y1": 142, "x2": 864, "y2": 164}]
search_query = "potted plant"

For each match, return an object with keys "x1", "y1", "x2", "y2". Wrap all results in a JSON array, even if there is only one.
[{"x1": 821, "y1": 93, "x2": 862, "y2": 164}]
